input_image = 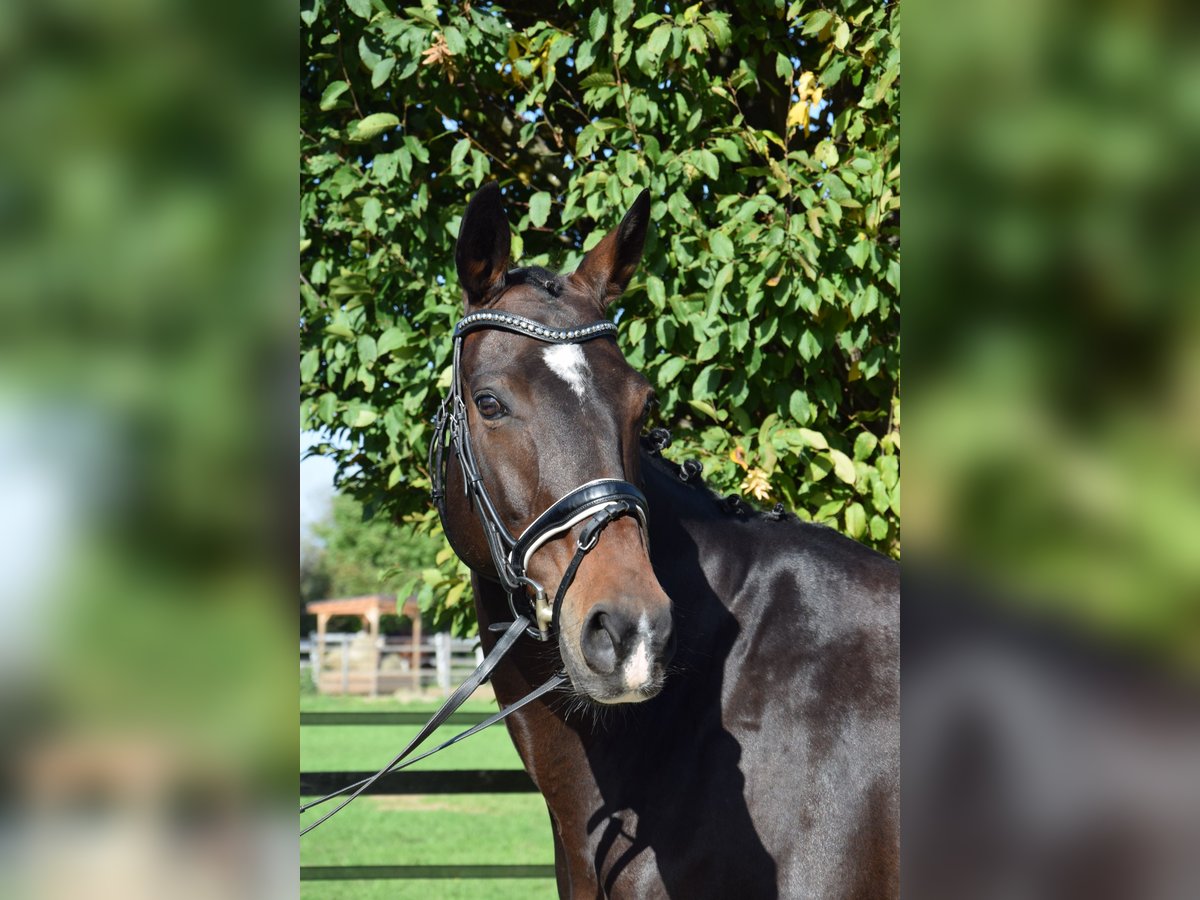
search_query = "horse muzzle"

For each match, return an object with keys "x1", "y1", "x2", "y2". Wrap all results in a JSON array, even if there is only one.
[{"x1": 562, "y1": 591, "x2": 675, "y2": 704}]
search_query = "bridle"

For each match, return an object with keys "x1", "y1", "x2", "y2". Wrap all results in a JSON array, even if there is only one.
[
  {"x1": 302, "y1": 308, "x2": 653, "y2": 837},
  {"x1": 429, "y1": 309, "x2": 650, "y2": 641}
]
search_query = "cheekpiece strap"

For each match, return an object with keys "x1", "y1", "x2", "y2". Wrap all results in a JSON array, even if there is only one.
[{"x1": 455, "y1": 311, "x2": 617, "y2": 344}]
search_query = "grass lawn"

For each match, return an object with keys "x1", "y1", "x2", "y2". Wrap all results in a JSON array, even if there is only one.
[{"x1": 301, "y1": 692, "x2": 557, "y2": 899}]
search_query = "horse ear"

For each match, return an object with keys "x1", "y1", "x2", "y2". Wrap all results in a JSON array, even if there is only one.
[
  {"x1": 570, "y1": 189, "x2": 651, "y2": 311},
  {"x1": 456, "y1": 182, "x2": 511, "y2": 308}
]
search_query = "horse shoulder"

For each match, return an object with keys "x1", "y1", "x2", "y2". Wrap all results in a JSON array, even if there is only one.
[{"x1": 689, "y1": 515, "x2": 900, "y2": 896}]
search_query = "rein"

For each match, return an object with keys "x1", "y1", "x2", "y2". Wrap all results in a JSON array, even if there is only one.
[{"x1": 301, "y1": 310, "x2": 649, "y2": 836}]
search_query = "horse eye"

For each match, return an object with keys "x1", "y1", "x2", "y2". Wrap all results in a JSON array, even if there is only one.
[
  {"x1": 475, "y1": 394, "x2": 505, "y2": 420},
  {"x1": 641, "y1": 395, "x2": 658, "y2": 420}
]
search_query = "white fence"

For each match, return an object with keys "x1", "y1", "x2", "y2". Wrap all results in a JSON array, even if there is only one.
[{"x1": 301, "y1": 632, "x2": 483, "y2": 697}]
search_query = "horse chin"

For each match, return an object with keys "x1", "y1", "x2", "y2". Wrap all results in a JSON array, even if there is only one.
[{"x1": 557, "y1": 645, "x2": 666, "y2": 706}]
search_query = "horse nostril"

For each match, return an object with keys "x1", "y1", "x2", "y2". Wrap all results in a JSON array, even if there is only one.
[{"x1": 581, "y1": 608, "x2": 619, "y2": 675}]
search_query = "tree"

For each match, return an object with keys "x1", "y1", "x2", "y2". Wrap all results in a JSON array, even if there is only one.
[
  {"x1": 300, "y1": 0, "x2": 900, "y2": 631},
  {"x1": 301, "y1": 491, "x2": 450, "y2": 630}
]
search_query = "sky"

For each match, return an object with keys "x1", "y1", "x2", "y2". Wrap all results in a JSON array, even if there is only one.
[{"x1": 299, "y1": 430, "x2": 337, "y2": 556}]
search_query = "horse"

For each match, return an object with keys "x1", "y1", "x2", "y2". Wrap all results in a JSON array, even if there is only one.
[{"x1": 434, "y1": 182, "x2": 899, "y2": 898}]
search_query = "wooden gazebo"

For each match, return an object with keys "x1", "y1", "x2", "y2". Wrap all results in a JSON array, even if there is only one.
[{"x1": 305, "y1": 594, "x2": 422, "y2": 694}]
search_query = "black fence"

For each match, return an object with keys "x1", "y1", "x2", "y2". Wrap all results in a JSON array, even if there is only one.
[{"x1": 300, "y1": 710, "x2": 555, "y2": 884}]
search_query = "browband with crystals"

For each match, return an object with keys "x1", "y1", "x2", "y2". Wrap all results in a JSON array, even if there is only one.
[{"x1": 454, "y1": 311, "x2": 618, "y2": 344}]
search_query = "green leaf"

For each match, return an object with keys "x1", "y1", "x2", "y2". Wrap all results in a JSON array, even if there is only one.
[
  {"x1": 575, "y1": 39, "x2": 596, "y2": 73},
  {"x1": 808, "y1": 454, "x2": 832, "y2": 481},
  {"x1": 708, "y1": 263, "x2": 734, "y2": 310},
  {"x1": 377, "y1": 327, "x2": 407, "y2": 355},
  {"x1": 627, "y1": 318, "x2": 647, "y2": 346},
  {"x1": 709, "y1": 231, "x2": 734, "y2": 260},
  {"x1": 829, "y1": 449, "x2": 857, "y2": 484},
  {"x1": 845, "y1": 502, "x2": 866, "y2": 539},
  {"x1": 450, "y1": 138, "x2": 471, "y2": 169},
  {"x1": 798, "y1": 329, "x2": 822, "y2": 361},
  {"x1": 647, "y1": 274, "x2": 666, "y2": 308},
  {"x1": 357, "y1": 334, "x2": 378, "y2": 366},
  {"x1": 869, "y1": 515, "x2": 889, "y2": 541},
  {"x1": 854, "y1": 431, "x2": 879, "y2": 460},
  {"x1": 696, "y1": 149, "x2": 720, "y2": 181},
  {"x1": 658, "y1": 356, "x2": 686, "y2": 384},
  {"x1": 590, "y1": 8, "x2": 610, "y2": 40},
  {"x1": 361, "y1": 197, "x2": 382, "y2": 234},
  {"x1": 443, "y1": 26, "x2": 467, "y2": 55},
  {"x1": 775, "y1": 53, "x2": 793, "y2": 81},
  {"x1": 578, "y1": 71, "x2": 616, "y2": 89},
  {"x1": 346, "y1": 0, "x2": 372, "y2": 20},
  {"x1": 371, "y1": 56, "x2": 396, "y2": 89},
  {"x1": 632, "y1": 13, "x2": 659, "y2": 29},
  {"x1": 879, "y1": 455, "x2": 899, "y2": 490},
  {"x1": 815, "y1": 498, "x2": 844, "y2": 523},
  {"x1": 373, "y1": 151, "x2": 398, "y2": 185},
  {"x1": 788, "y1": 390, "x2": 809, "y2": 422},
  {"x1": 349, "y1": 113, "x2": 400, "y2": 142},
  {"x1": 688, "y1": 399, "x2": 723, "y2": 423},
  {"x1": 696, "y1": 336, "x2": 721, "y2": 362},
  {"x1": 316, "y1": 392, "x2": 338, "y2": 424},
  {"x1": 692, "y1": 365, "x2": 721, "y2": 401},
  {"x1": 528, "y1": 191, "x2": 552, "y2": 228},
  {"x1": 300, "y1": 348, "x2": 319, "y2": 383},
  {"x1": 802, "y1": 10, "x2": 833, "y2": 35},
  {"x1": 655, "y1": 318, "x2": 676, "y2": 349},
  {"x1": 647, "y1": 24, "x2": 671, "y2": 58},
  {"x1": 730, "y1": 319, "x2": 750, "y2": 350},
  {"x1": 358, "y1": 36, "x2": 381, "y2": 70},
  {"x1": 701, "y1": 15, "x2": 732, "y2": 50},
  {"x1": 319, "y1": 80, "x2": 349, "y2": 111}
]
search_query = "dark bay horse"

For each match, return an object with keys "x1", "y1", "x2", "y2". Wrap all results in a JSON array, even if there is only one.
[{"x1": 437, "y1": 183, "x2": 899, "y2": 898}]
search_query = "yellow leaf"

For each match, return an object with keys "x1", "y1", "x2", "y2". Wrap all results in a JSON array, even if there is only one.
[
  {"x1": 740, "y1": 467, "x2": 772, "y2": 501},
  {"x1": 787, "y1": 101, "x2": 809, "y2": 132},
  {"x1": 796, "y1": 427, "x2": 829, "y2": 450},
  {"x1": 445, "y1": 580, "x2": 468, "y2": 607},
  {"x1": 834, "y1": 21, "x2": 850, "y2": 51},
  {"x1": 829, "y1": 448, "x2": 857, "y2": 484}
]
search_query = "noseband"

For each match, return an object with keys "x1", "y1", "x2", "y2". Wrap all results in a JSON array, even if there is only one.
[{"x1": 429, "y1": 310, "x2": 650, "y2": 640}]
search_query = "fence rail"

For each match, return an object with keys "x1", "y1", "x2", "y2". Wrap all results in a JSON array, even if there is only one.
[
  {"x1": 300, "y1": 711, "x2": 493, "y2": 726},
  {"x1": 300, "y1": 768, "x2": 536, "y2": 796},
  {"x1": 301, "y1": 864, "x2": 557, "y2": 882}
]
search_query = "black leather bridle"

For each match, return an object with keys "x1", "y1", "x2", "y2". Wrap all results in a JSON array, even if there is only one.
[{"x1": 429, "y1": 310, "x2": 650, "y2": 640}]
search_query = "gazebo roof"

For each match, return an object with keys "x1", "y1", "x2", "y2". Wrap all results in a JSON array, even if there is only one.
[{"x1": 305, "y1": 594, "x2": 419, "y2": 618}]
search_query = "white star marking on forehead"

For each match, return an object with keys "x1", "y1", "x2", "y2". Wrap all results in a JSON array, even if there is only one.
[{"x1": 542, "y1": 344, "x2": 589, "y2": 400}]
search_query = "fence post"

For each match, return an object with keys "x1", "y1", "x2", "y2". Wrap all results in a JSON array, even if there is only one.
[
  {"x1": 435, "y1": 632, "x2": 451, "y2": 697},
  {"x1": 341, "y1": 637, "x2": 350, "y2": 694}
]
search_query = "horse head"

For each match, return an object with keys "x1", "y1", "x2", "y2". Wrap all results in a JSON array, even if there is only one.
[{"x1": 440, "y1": 182, "x2": 675, "y2": 704}]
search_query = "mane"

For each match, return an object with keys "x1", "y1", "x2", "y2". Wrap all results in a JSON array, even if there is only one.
[
  {"x1": 505, "y1": 265, "x2": 565, "y2": 298},
  {"x1": 639, "y1": 430, "x2": 796, "y2": 524}
]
